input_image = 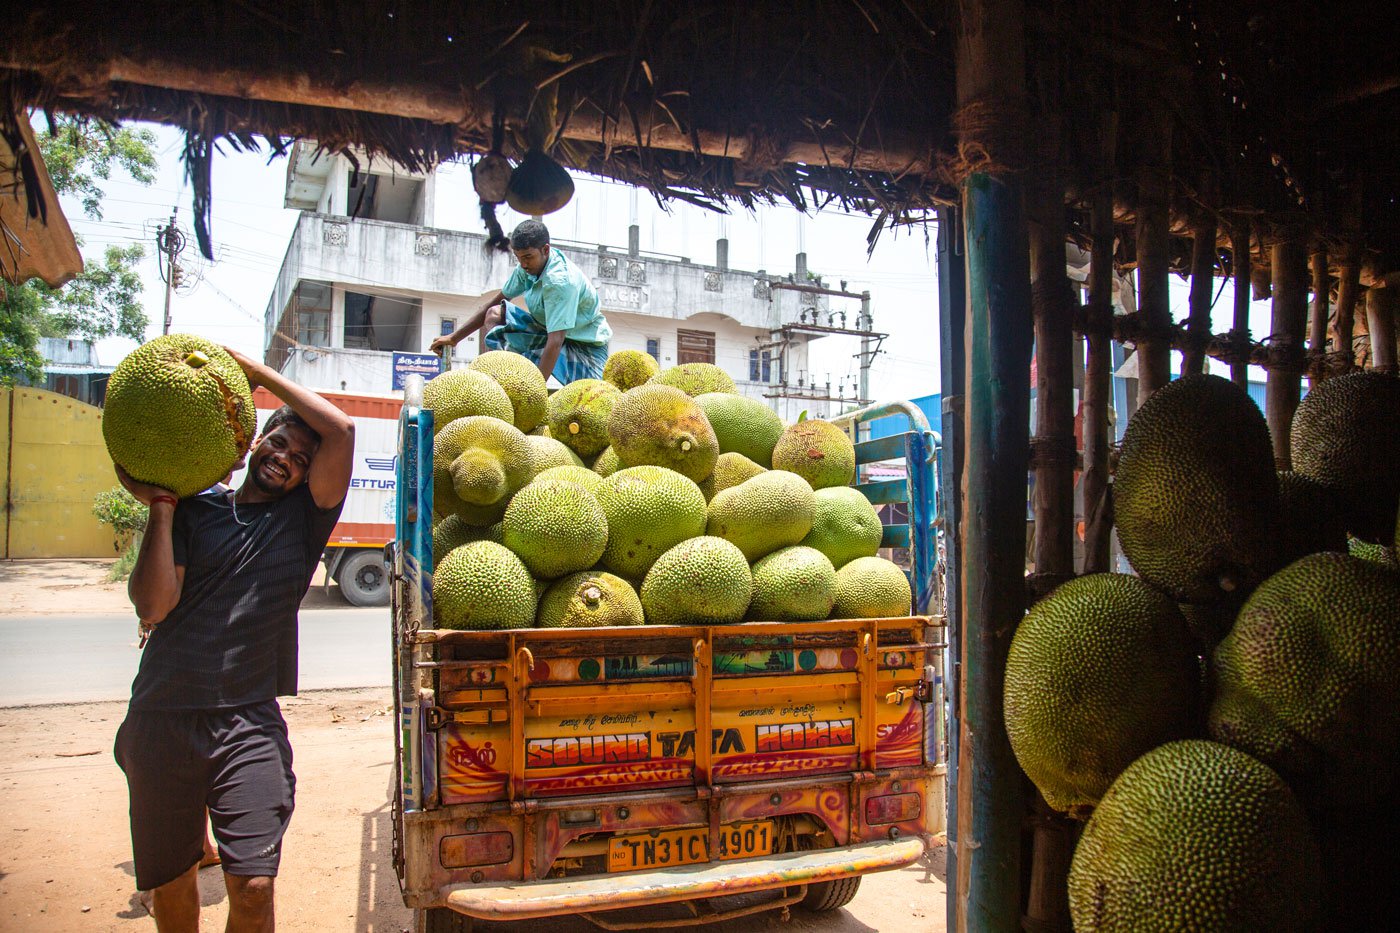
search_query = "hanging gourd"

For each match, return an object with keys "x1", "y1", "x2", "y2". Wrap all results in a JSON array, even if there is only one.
[
  {"x1": 505, "y1": 82, "x2": 574, "y2": 216},
  {"x1": 475, "y1": 111, "x2": 512, "y2": 250}
]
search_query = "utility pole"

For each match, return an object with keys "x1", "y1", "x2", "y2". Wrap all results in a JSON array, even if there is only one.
[
  {"x1": 858, "y1": 290, "x2": 874, "y2": 407},
  {"x1": 156, "y1": 209, "x2": 185, "y2": 334}
]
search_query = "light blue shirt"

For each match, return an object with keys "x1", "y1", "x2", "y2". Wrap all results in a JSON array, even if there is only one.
[{"x1": 500, "y1": 247, "x2": 611, "y2": 346}]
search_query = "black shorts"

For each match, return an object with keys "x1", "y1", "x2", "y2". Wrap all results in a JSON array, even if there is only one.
[{"x1": 114, "y1": 700, "x2": 295, "y2": 891}]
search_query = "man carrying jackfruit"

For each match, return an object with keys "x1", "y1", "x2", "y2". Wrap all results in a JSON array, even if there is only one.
[
  {"x1": 113, "y1": 348, "x2": 355, "y2": 932},
  {"x1": 430, "y1": 219, "x2": 612, "y2": 384}
]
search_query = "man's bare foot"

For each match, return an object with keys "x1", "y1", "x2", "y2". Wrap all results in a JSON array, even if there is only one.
[{"x1": 137, "y1": 889, "x2": 154, "y2": 915}]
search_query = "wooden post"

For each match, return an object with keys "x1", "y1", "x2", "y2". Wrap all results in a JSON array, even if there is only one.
[
  {"x1": 1368, "y1": 286, "x2": 1398, "y2": 374},
  {"x1": 1230, "y1": 222, "x2": 1252, "y2": 388},
  {"x1": 953, "y1": 0, "x2": 1032, "y2": 926},
  {"x1": 1082, "y1": 185, "x2": 1115, "y2": 574},
  {"x1": 1135, "y1": 137, "x2": 1173, "y2": 398},
  {"x1": 1332, "y1": 247, "x2": 1361, "y2": 372},
  {"x1": 1183, "y1": 213, "x2": 1217, "y2": 374},
  {"x1": 1267, "y1": 240, "x2": 1308, "y2": 469},
  {"x1": 1308, "y1": 248, "x2": 1329, "y2": 385}
]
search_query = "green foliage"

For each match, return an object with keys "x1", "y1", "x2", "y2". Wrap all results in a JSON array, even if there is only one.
[
  {"x1": 93, "y1": 486, "x2": 149, "y2": 539},
  {"x1": 106, "y1": 540, "x2": 140, "y2": 583},
  {"x1": 37, "y1": 116, "x2": 158, "y2": 222}
]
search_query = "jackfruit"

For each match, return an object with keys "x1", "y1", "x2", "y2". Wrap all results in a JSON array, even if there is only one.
[
  {"x1": 103, "y1": 334, "x2": 257, "y2": 498},
  {"x1": 423, "y1": 369, "x2": 515, "y2": 432},
  {"x1": 529, "y1": 424, "x2": 551, "y2": 437},
  {"x1": 501, "y1": 478, "x2": 608, "y2": 579},
  {"x1": 1276, "y1": 470, "x2": 1347, "y2": 566},
  {"x1": 607, "y1": 384, "x2": 719, "y2": 483},
  {"x1": 1114, "y1": 373, "x2": 1280, "y2": 603},
  {"x1": 1004, "y1": 574, "x2": 1199, "y2": 812},
  {"x1": 506, "y1": 149, "x2": 574, "y2": 216},
  {"x1": 1208, "y1": 552, "x2": 1400, "y2": 809},
  {"x1": 801, "y1": 487, "x2": 883, "y2": 568},
  {"x1": 706, "y1": 470, "x2": 815, "y2": 561},
  {"x1": 648, "y1": 362, "x2": 736, "y2": 396},
  {"x1": 591, "y1": 445, "x2": 620, "y2": 477},
  {"x1": 532, "y1": 465, "x2": 603, "y2": 493},
  {"x1": 538, "y1": 571, "x2": 644, "y2": 628},
  {"x1": 1347, "y1": 536, "x2": 1399, "y2": 569},
  {"x1": 831, "y1": 557, "x2": 911, "y2": 618},
  {"x1": 524, "y1": 434, "x2": 585, "y2": 473},
  {"x1": 433, "y1": 416, "x2": 534, "y2": 519},
  {"x1": 593, "y1": 466, "x2": 708, "y2": 581},
  {"x1": 771, "y1": 420, "x2": 855, "y2": 490},
  {"x1": 698, "y1": 452, "x2": 766, "y2": 501},
  {"x1": 432, "y1": 540, "x2": 536, "y2": 630},
  {"x1": 694, "y1": 393, "x2": 785, "y2": 467},
  {"x1": 747, "y1": 546, "x2": 836, "y2": 621},
  {"x1": 468, "y1": 349, "x2": 548, "y2": 432},
  {"x1": 546, "y1": 378, "x2": 621, "y2": 457},
  {"x1": 602, "y1": 349, "x2": 661, "y2": 392},
  {"x1": 432, "y1": 514, "x2": 501, "y2": 567},
  {"x1": 640, "y1": 536, "x2": 753, "y2": 625},
  {"x1": 1067, "y1": 740, "x2": 1320, "y2": 933},
  {"x1": 1291, "y1": 371, "x2": 1400, "y2": 543}
]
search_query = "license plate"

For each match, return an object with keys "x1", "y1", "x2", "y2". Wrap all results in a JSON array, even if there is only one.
[{"x1": 606, "y1": 821, "x2": 774, "y2": 872}]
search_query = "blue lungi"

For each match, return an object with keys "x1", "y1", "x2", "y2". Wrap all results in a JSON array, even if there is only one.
[{"x1": 484, "y1": 302, "x2": 609, "y2": 384}]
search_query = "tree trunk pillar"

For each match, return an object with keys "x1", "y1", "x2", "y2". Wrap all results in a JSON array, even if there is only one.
[{"x1": 1267, "y1": 240, "x2": 1309, "y2": 469}]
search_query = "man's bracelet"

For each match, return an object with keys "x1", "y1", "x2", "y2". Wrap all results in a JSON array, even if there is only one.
[{"x1": 150, "y1": 495, "x2": 178, "y2": 509}]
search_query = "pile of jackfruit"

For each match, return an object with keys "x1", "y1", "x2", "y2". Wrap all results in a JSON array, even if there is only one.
[
  {"x1": 426, "y1": 350, "x2": 912, "y2": 631},
  {"x1": 1003, "y1": 371, "x2": 1400, "y2": 932}
]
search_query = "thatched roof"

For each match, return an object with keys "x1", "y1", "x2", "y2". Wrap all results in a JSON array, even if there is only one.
[{"x1": 3, "y1": 1, "x2": 1398, "y2": 273}]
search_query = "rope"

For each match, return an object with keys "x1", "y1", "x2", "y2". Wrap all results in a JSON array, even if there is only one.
[{"x1": 937, "y1": 98, "x2": 1032, "y2": 184}]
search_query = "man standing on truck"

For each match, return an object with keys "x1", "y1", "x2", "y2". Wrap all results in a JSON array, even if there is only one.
[
  {"x1": 113, "y1": 347, "x2": 355, "y2": 932},
  {"x1": 429, "y1": 219, "x2": 612, "y2": 383}
]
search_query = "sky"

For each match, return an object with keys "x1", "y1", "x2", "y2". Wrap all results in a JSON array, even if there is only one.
[{"x1": 66, "y1": 121, "x2": 1278, "y2": 404}]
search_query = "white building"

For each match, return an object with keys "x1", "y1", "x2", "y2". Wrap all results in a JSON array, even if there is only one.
[{"x1": 264, "y1": 143, "x2": 871, "y2": 420}]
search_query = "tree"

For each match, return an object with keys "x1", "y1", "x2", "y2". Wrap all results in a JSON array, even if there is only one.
[{"x1": 0, "y1": 115, "x2": 158, "y2": 384}]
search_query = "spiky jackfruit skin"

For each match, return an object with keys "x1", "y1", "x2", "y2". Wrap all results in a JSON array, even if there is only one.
[
  {"x1": 1347, "y1": 535, "x2": 1399, "y2": 569},
  {"x1": 103, "y1": 335, "x2": 256, "y2": 498},
  {"x1": 1208, "y1": 553, "x2": 1400, "y2": 809},
  {"x1": 432, "y1": 541, "x2": 536, "y2": 630},
  {"x1": 1067, "y1": 741, "x2": 1321, "y2": 933},
  {"x1": 533, "y1": 465, "x2": 603, "y2": 493},
  {"x1": 801, "y1": 487, "x2": 883, "y2": 568},
  {"x1": 591, "y1": 446, "x2": 620, "y2": 477},
  {"x1": 538, "y1": 571, "x2": 644, "y2": 628},
  {"x1": 1004, "y1": 574, "x2": 1199, "y2": 812},
  {"x1": 608, "y1": 384, "x2": 719, "y2": 482},
  {"x1": 641, "y1": 536, "x2": 753, "y2": 625},
  {"x1": 698, "y1": 452, "x2": 766, "y2": 501},
  {"x1": 423, "y1": 369, "x2": 515, "y2": 432},
  {"x1": 771, "y1": 420, "x2": 855, "y2": 490},
  {"x1": 546, "y1": 379, "x2": 621, "y2": 457},
  {"x1": 1291, "y1": 371, "x2": 1400, "y2": 543},
  {"x1": 594, "y1": 466, "x2": 708, "y2": 581},
  {"x1": 501, "y1": 479, "x2": 608, "y2": 579},
  {"x1": 468, "y1": 349, "x2": 548, "y2": 432},
  {"x1": 831, "y1": 557, "x2": 911, "y2": 618},
  {"x1": 433, "y1": 416, "x2": 533, "y2": 519},
  {"x1": 432, "y1": 514, "x2": 502, "y2": 567},
  {"x1": 524, "y1": 434, "x2": 585, "y2": 473},
  {"x1": 1275, "y1": 470, "x2": 1348, "y2": 566},
  {"x1": 706, "y1": 471, "x2": 815, "y2": 561},
  {"x1": 602, "y1": 349, "x2": 661, "y2": 392},
  {"x1": 748, "y1": 546, "x2": 836, "y2": 621},
  {"x1": 694, "y1": 393, "x2": 785, "y2": 467},
  {"x1": 1114, "y1": 374, "x2": 1280, "y2": 603},
  {"x1": 648, "y1": 363, "x2": 736, "y2": 396}
]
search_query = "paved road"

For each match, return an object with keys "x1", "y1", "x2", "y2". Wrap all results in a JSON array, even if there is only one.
[{"x1": 0, "y1": 608, "x2": 391, "y2": 707}]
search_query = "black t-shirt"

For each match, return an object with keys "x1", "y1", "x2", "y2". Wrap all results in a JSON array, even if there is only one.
[{"x1": 128, "y1": 484, "x2": 344, "y2": 711}]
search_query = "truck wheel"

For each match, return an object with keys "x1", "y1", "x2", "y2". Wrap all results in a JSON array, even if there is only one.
[
  {"x1": 335, "y1": 550, "x2": 390, "y2": 607},
  {"x1": 801, "y1": 875, "x2": 862, "y2": 912},
  {"x1": 415, "y1": 908, "x2": 473, "y2": 933}
]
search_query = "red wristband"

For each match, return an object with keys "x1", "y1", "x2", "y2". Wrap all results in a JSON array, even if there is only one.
[{"x1": 150, "y1": 495, "x2": 178, "y2": 508}]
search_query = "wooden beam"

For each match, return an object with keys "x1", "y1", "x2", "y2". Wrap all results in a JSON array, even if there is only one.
[
  {"x1": 1308, "y1": 248, "x2": 1329, "y2": 386},
  {"x1": 1082, "y1": 184, "x2": 1115, "y2": 574},
  {"x1": 1332, "y1": 247, "x2": 1361, "y2": 373},
  {"x1": 1367, "y1": 286, "x2": 1398, "y2": 374},
  {"x1": 1267, "y1": 240, "x2": 1308, "y2": 470},
  {"x1": 1134, "y1": 142, "x2": 1173, "y2": 399},
  {"x1": 1183, "y1": 214, "x2": 1216, "y2": 374},
  {"x1": 1230, "y1": 222, "x2": 1252, "y2": 388}
]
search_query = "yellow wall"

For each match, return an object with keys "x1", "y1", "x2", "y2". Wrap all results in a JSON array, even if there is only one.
[{"x1": 2, "y1": 387, "x2": 118, "y2": 559}]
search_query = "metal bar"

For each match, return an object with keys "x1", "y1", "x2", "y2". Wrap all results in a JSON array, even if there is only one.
[
  {"x1": 582, "y1": 887, "x2": 807, "y2": 930},
  {"x1": 692, "y1": 636, "x2": 713, "y2": 787},
  {"x1": 880, "y1": 524, "x2": 910, "y2": 549},
  {"x1": 833, "y1": 399, "x2": 936, "y2": 436},
  {"x1": 905, "y1": 431, "x2": 936, "y2": 614},
  {"x1": 770, "y1": 281, "x2": 869, "y2": 299},
  {"x1": 854, "y1": 433, "x2": 913, "y2": 464},
  {"x1": 856, "y1": 478, "x2": 909, "y2": 505},
  {"x1": 858, "y1": 624, "x2": 879, "y2": 772}
]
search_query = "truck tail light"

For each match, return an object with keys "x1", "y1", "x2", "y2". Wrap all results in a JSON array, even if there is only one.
[
  {"x1": 865, "y1": 792, "x2": 921, "y2": 825},
  {"x1": 440, "y1": 831, "x2": 514, "y2": 868}
]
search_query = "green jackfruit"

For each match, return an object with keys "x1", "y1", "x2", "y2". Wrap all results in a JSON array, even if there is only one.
[
  {"x1": 1348, "y1": 535, "x2": 1399, "y2": 568},
  {"x1": 1114, "y1": 373, "x2": 1280, "y2": 603},
  {"x1": 801, "y1": 486, "x2": 883, "y2": 568},
  {"x1": 524, "y1": 434, "x2": 585, "y2": 473},
  {"x1": 532, "y1": 465, "x2": 603, "y2": 493},
  {"x1": 468, "y1": 349, "x2": 548, "y2": 432},
  {"x1": 432, "y1": 514, "x2": 501, "y2": 567},
  {"x1": 1068, "y1": 741, "x2": 1321, "y2": 933},
  {"x1": 1291, "y1": 371, "x2": 1400, "y2": 543},
  {"x1": 423, "y1": 369, "x2": 515, "y2": 432},
  {"x1": 501, "y1": 478, "x2": 608, "y2": 579},
  {"x1": 591, "y1": 446, "x2": 620, "y2": 477},
  {"x1": 706, "y1": 470, "x2": 815, "y2": 561},
  {"x1": 432, "y1": 540, "x2": 536, "y2": 630},
  {"x1": 546, "y1": 379, "x2": 621, "y2": 457},
  {"x1": 103, "y1": 334, "x2": 256, "y2": 498},
  {"x1": 433, "y1": 416, "x2": 534, "y2": 519},
  {"x1": 771, "y1": 420, "x2": 855, "y2": 490},
  {"x1": 640, "y1": 536, "x2": 753, "y2": 625},
  {"x1": 594, "y1": 466, "x2": 708, "y2": 580},
  {"x1": 698, "y1": 452, "x2": 767, "y2": 501},
  {"x1": 1276, "y1": 470, "x2": 1348, "y2": 566},
  {"x1": 747, "y1": 546, "x2": 836, "y2": 621},
  {"x1": 607, "y1": 384, "x2": 719, "y2": 482},
  {"x1": 832, "y1": 557, "x2": 911, "y2": 618},
  {"x1": 538, "y1": 572, "x2": 644, "y2": 628},
  {"x1": 1208, "y1": 552, "x2": 1400, "y2": 809},
  {"x1": 602, "y1": 349, "x2": 661, "y2": 392},
  {"x1": 648, "y1": 362, "x2": 736, "y2": 396},
  {"x1": 1004, "y1": 574, "x2": 1199, "y2": 812},
  {"x1": 694, "y1": 393, "x2": 785, "y2": 467}
]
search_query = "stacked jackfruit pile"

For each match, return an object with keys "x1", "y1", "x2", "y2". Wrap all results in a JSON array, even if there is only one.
[
  {"x1": 427, "y1": 353, "x2": 911, "y2": 631},
  {"x1": 1002, "y1": 371, "x2": 1400, "y2": 932}
]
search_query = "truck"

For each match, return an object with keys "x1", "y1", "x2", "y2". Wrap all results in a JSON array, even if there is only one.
[{"x1": 388, "y1": 379, "x2": 947, "y2": 932}]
